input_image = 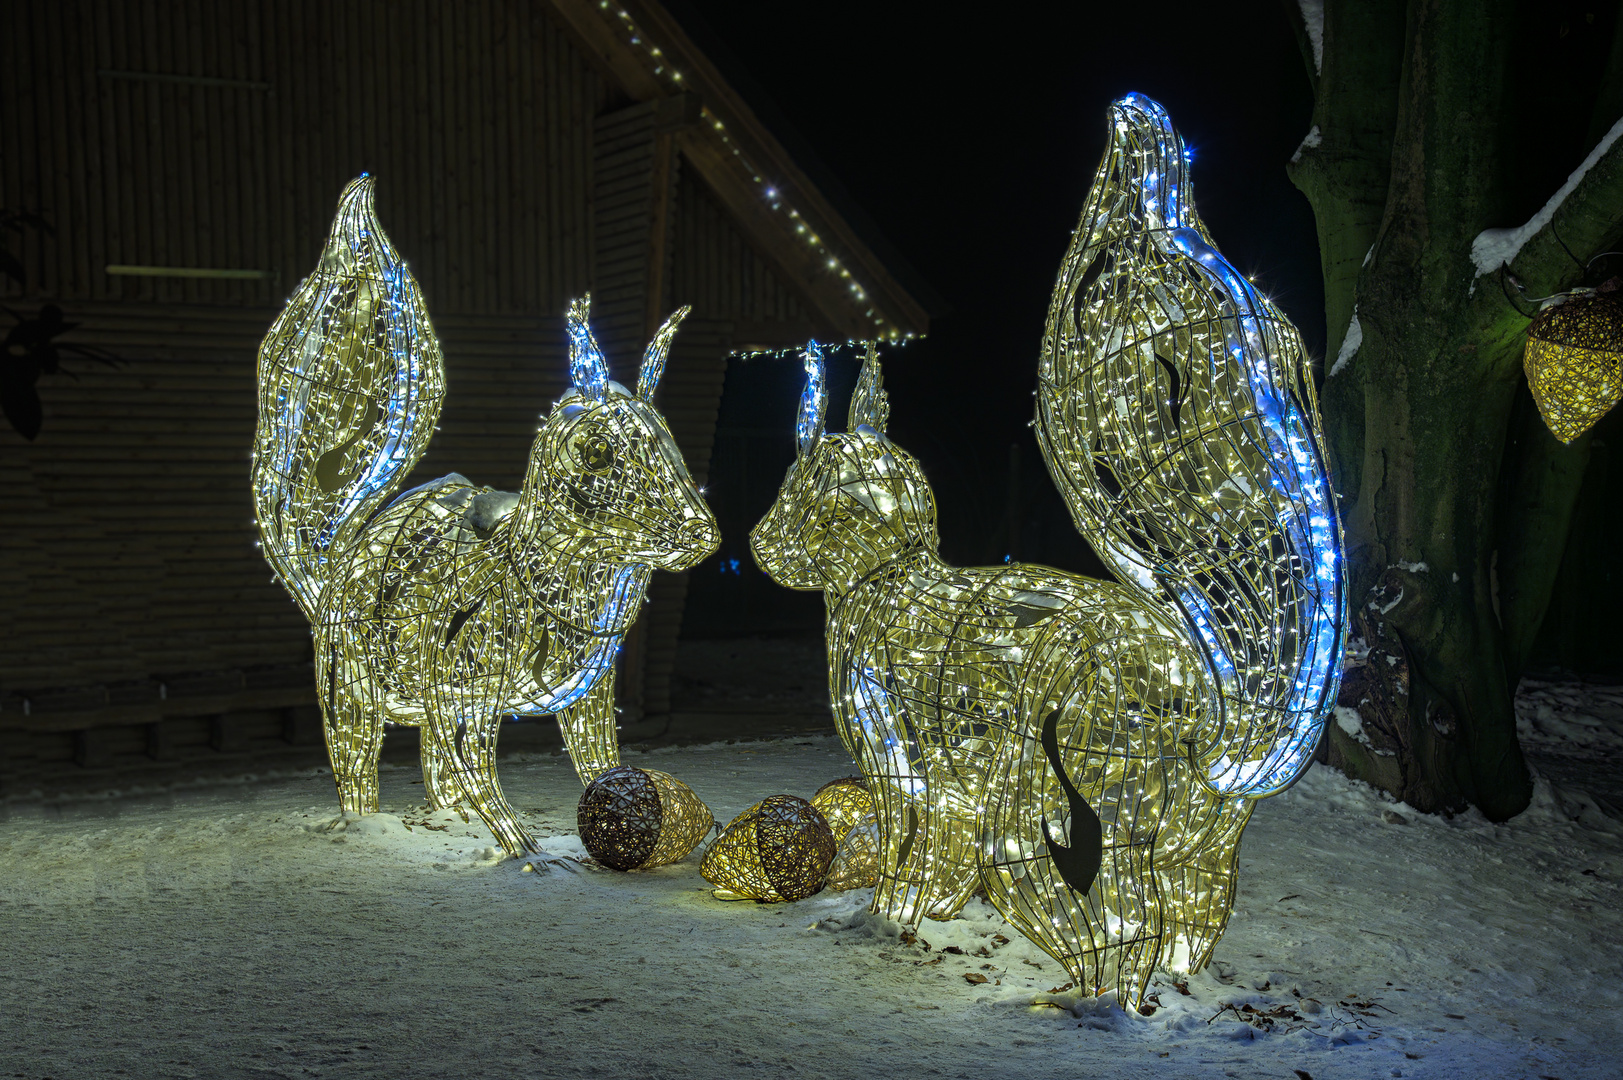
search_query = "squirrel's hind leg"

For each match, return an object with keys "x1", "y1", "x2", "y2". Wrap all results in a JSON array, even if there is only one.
[
  {"x1": 1155, "y1": 795, "x2": 1253, "y2": 975},
  {"x1": 982, "y1": 794, "x2": 1164, "y2": 1009},
  {"x1": 420, "y1": 740, "x2": 463, "y2": 810},
  {"x1": 868, "y1": 798, "x2": 979, "y2": 926},
  {"x1": 981, "y1": 697, "x2": 1165, "y2": 1010}
]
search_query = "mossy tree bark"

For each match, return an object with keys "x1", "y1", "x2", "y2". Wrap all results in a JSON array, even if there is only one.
[{"x1": 1285, "y1": 0, "x2": 1623, "y2": 819}]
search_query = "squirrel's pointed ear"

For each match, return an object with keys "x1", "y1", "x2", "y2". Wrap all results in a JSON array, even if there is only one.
[
  {"x1": 795, "y1": 341, "x2": 828, "y2": 457},
  {"x1": 637, "y1": 305, "x2": 690, "y2": 402},
  {"x1": 847, "y1": 342, "x2": 889, "y2": 434},
  {"x1": 566, "y1": 295, "x2": 610, "y2": 400}
]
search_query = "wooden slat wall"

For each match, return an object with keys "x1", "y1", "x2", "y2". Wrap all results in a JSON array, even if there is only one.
[
  {"x1": 1, "y1": 0, "x2": 610, "y2": 315},
  {"x1": 0, "y1": 0, "x2": 839, "y2": 766},
  {"x1": 669, "y1": 168, "x2": 808, "y2": 326},
  {"x1": 591, "y1": 100, "x2": 663, "y2": 377},
  {"x1": 641, "y1": 319, "x2": 731, "y2": 715},
  {"x1": 0, "y1": 303, "x2": 573, "y2": 700}
]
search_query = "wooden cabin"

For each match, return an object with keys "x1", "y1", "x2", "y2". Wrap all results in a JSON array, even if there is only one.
[{"x1": 0, "y1": 0, "x2": 929, "y2": 788}]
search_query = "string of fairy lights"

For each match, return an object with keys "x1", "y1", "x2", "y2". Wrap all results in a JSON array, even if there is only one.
[
  {"x1": 727, "y1": 337, "x2": 920, "y2": 362},
  {"x1": 591, "y1": 0, "x2": 912, "y2": 341}
]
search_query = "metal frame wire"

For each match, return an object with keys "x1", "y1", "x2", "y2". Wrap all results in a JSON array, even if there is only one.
[
  {"x1": 748, "y1": 95, "x2": 1345, "y2": 1008},
  {"x1": 252, "y1": 177, "x2": 719, "y2": 858}
]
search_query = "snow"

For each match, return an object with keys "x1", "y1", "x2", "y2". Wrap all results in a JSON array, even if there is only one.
[
  {"x1": 1333, "y1": 705, "x2": 1369, "y2": 745},
  {"x1": 1290, "y1": 125, "x2": 1321, "y2": 164},
  {"x1": 1472, "y1": 114, "x2": 1623, "y2": 277},
  {"x1": 3, "y1": 682, "x2": 1622, "y2": 1079},
  {"x1": 1395, "y1": 561, "x2": 1429, "y2": 574},
  {"x1": 1329, "y1": 308, "x2": 1361, "y2": 377},
  {"x1": 1297, "y1": 0, "x2": 1324, "y2": 73}
]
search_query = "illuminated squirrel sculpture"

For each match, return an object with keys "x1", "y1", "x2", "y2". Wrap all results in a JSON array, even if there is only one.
[
  {"x1": 750, "y1": 95, "x2": 1344, "y2": 1007},
  {"x1": 253, "y1": 177, "x2": 719, "y2": 858}
]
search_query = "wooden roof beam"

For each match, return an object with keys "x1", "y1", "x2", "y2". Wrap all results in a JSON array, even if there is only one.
[{"x1": 544, "y1": 0, "x2": 930, "y2": 342}]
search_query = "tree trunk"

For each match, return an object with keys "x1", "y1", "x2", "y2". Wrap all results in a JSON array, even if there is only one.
[{"x1": 1287, "y1": 0, "x2": 1623, "y2": 819}]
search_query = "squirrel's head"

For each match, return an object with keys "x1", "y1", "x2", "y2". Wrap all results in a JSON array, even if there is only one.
[
  {"x1": 750, "y1": 344, "x2": 937, "y2": 594},
  {"x1": 525, "y1": 297, "x2": 719, "y2": 571}
]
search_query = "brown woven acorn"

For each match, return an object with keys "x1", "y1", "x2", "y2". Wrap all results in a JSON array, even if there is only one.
[
  {"x1": 700, "y1": 794, "x2": 837, "y2": 902},
  {"x1": 1524, "y1": 285, "x2": 1623, "y2": 443},
  {"x1": 577, "y1": 765, "x2": 712, "y2": 871}
]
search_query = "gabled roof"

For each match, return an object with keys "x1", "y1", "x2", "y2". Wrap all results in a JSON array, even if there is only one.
[{"x1": 547, "y1": 0, "x2": 931, "y2": 343}]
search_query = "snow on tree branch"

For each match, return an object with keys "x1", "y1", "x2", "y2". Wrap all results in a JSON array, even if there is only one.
[
  {"x1": 1291, "y1": 125, "x2": 1322, "y2": 165},
  {"x1": 1296, "y1": 0, "x2": 1324, "y2": 73},
  {"x1": 1472, "y1": 114, "x2": 1623, "y2": 278}
]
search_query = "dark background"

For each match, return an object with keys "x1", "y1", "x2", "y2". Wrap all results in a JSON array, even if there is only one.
[
  {"x1": 679, "y1": 0, "x2": 1323, "y2": 634},
  {"x1": 676, "y1": 1, "x2": 1622, "y2": 658}
]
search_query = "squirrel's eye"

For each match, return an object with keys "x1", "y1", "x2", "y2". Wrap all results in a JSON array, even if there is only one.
[{"x1": 574, "y1": 432, "x2": 614, "y2": 473}]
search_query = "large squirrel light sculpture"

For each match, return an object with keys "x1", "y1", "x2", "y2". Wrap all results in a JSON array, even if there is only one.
[
  {"x1": 749, "y1": 95, "x2": 1345, "y2": 1008},
  {"x1": 253, "y1": 177, "x2": 720, "y2": 859}
]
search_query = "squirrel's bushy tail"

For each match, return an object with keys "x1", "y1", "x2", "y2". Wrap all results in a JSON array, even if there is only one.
[
  {"x1": 252, "y1": 176, "x2": 446, "y2": 618},
  {"x1": 1035, "y1": 94, "x2": 1346, "y2": 798}
]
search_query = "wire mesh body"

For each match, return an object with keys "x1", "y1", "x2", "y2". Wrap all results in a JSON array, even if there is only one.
[
  {"x1": 1036, "y1": 94, "x2": 1345, "y2": 798},
  {"x1": 578, "y1": 766, "x2": 713, "y2": 870},
  {"x1": 748, "y1": 96, "x2": 1345, "y2": 1008},
  {"x1": 701, "y1": 795, "x2": 838, "y2": 902},
  {"x1": 1524, "y1": 290, "x2": 1623, "y2": 443},
  {"x1": 252, "y1": 178, "x2": 719, "y2": 859}
]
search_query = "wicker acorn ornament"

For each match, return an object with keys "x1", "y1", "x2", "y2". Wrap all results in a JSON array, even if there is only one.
[
  {"x1": 809, "y1": 776, "x2": 873, "y2": 838},
  {"x1": 825, "y1": 818, "x2": 881, "y2": 891},
  {"x1": 810, "y1": 776, "x2": 880, "y2": 891},
  {"x1": 1525, "y1": 286, "x2": 1623, "y2": 443},
  {"x1": 701, "y1": 795, "x2": 837, "y2": 902},
  {"x1": 577, "y1": 765, "x2": 713, "y2": 871}
]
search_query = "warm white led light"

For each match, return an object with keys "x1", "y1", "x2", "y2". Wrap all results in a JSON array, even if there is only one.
[
  {"x1": 253, "y1": 177, "x2": 720, "y2": 858},
  {"x1": 749, "y1": 96, "x2": 1345, "y2": 1010}
]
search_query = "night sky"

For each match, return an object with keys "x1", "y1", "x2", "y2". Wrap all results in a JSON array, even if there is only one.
[{"x1": 674, "y1": 0, "x2": 1319, "y2": 583}]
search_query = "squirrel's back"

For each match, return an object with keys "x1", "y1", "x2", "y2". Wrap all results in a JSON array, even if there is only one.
[{"x1": 252, "y1": 176, "x2": 446, "y2": 618}]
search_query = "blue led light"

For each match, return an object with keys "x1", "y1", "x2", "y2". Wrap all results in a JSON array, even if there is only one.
[
  {"x1": 796, "y1": 341, "x2": 827, "y2": 455},
  {"x1": 1115, "y1": 93, "x2": 1346, "y2": 794}
]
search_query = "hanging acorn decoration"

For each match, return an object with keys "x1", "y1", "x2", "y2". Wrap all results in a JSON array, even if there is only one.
[
  {"x1": 577, "y1": 765, "x2": 713, "y2": 871},
  {"x1": 1524, "y1": 282, "x2": 1623, "y2": 443},
  {"x1": 700, "y1": 794, "x2": 837, "y2": 902}
]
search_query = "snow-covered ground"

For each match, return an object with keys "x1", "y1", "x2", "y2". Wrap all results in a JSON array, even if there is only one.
[{"x1": 2, "y1": 680, "x2": 1620, "y2": 1080}]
